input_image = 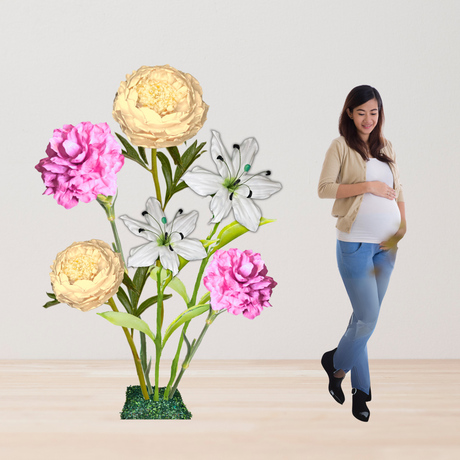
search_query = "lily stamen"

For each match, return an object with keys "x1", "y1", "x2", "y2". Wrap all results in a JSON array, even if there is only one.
[
  {"x1": 142, "y1": 210, "x2": 165, "y2": 234},
  {"x1": 138, "y1": 227, "x2": 161, "y2": 238},
  {"x1": 239, "y1": 170, "x2": 273, "y2": 187},
  {"x1": 216, "y1": 154, "x2": 232, "y2": 177}
]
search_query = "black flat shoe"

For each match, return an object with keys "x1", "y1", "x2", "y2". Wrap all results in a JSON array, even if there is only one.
[
  {"x1": 321, "y1": 348, "x2": 345, "y2": 405},
  {"x1": 352, "y1": 388, "x2": 370, "y2": 422}
]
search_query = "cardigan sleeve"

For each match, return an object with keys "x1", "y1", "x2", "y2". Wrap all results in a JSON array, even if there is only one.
[
  {"x1": 318, "y1": 139, "x2": 342, "y2": 199},
  {"x1": 387, "y1": 140, "x2": 405, "y2": 203}
]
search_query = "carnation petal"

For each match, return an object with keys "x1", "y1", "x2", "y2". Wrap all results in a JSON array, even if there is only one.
[{"x1": 231, "y1": 194, "x2": 262, "y2": 232}]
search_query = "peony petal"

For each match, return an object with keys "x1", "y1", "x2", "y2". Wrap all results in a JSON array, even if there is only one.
[
  {"x1": 173, "y1": 238, "x2": 207, "y2": 261},
  {"x1": 210, "y1": 130, "x2": 234, "y2": 179},
  {"x1": 127, "y1": 242, "x2": 160, "y2": 267},
  {"x1": 244, "y1": 175, "x2": 282, "y2": 200},
  {"x1": 181, "y1": 166, "x2": 222, "y2": 196},
  {"x1": 119, "y1": 215, "x2": 160, "y2": 242},
  {"x1": 209, "y1": 186, "x2": 233, "y2": 223},
  {"x1": 231, "y1": 194, "x2": 262, "y2": 232}
]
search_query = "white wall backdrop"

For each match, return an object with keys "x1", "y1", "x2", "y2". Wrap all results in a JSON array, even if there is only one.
[{"x1": 1, "y1": 0, "x2": 459, "y2": 360}]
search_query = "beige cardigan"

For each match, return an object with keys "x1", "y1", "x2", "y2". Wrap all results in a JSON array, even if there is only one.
[{"x1": 318, "y1": 136, "x2": 404, "y2": 233}]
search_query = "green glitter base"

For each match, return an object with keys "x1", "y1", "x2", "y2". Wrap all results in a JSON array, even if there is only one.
[{"x1": 120, "y1": 386, "x2": 192, "y2": 420}]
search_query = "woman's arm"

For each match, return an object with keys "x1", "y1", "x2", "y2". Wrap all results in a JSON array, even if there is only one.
[
  {"x1": 380, "y1": 201, "x2": 407, "y2": 250},
  {"x1": 319, "y1": 140, "x2": 397, "y2": 200}
]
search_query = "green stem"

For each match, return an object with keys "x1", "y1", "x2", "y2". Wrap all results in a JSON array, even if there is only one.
[
  {"x1": 206, "y1": 222, "x2": 220, "y2": 241},
  {"x1": 164, "y1": 321, "x2": 190, "y2": 400},
  {"x1": 108, "y1": 297, "x2": 149, "y2": 400},
  {"x1": 96, "y1": 193, "x2": 128, "y2": 275},
  {"x1": 189, "y1": 256, "x2": 210, "y2": 308},
  {"x1": 109, "y1": 219, "x2": 127, "y2": 273},
  {"x1": 169, "y1": 309, "x2": 222, "y2": 399},
  {"x1": 151, "y1": 148, "x2": 162, "y2": 207},
  {"x1": 187, "y1": 221, "x2": 219, "y2": 307},
  {"x1": 153, "y1": 267, "x2": 164, "y2": 401},
  {"x1": 140, "y1": 332, "x2": 153, "y2": 395}
]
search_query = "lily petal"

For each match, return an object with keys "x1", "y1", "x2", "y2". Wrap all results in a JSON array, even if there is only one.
[
  {"x1": 210, "y1": 130, "x2": 234, "y2": 179},
  {"x1": 158, "y1": 245, "x2": 180, "y2": 276},
  {"x1": 173, "y1": 238, "x2": 207, "y2": 261},
  {"x1": 232, "y1": 194, "x2": 262, "y2": 232},
  {"x1": 170, "y1": 210, "x2": 199, "y2": 238},
  {"x1": 244, "y1": 175, "x2": 282, "y2": 199},
  {"x1": 231, "y1": 137, "x2": 259, "y2": 177},
  {"x1": 181, "y1": 166, "x2": 222, "y2": 196},
  {"x1": 120, "y1": 215, "x2": 160, "y2": 242},
  {"x1": 146, "y1": 197, "x2": 166, "y2": 232},
  {"x1": 127, "y1": 241, "x2": 160, "y2": 267},
  {"x1": 210, "y1": 186, "x2": 233, "y2": 223}
]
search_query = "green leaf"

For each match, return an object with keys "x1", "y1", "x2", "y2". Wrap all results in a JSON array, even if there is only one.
[
  {"x1": 97, "y1": 311, "x2": 155, "y2": 342},
  {"x1": 166, "y1": 146, "x2": 181, "y2": 166},
  {"x1": 200, "y1": 239, "x2": 218, "y2": 249},
  {"x1": 156, "y1": 151, "x2": 173, "y2": 199},
  {"x1": 115, "y1": 133, "x2": 148, "y2": 169},
  {"x1": 173, "y1": 181, "x2": 189, "y2": 194},
  {"x1": 166, "y1": 277, "x2": 190, "y2": 304},
  {"x1": 122, "y1": 272, "x2": 138, "y2": 293},
  {"x1": 116, "y1": 286, "x2": 133, "y2": 314},
  {"x1": 138, "y1": 146, "x2": 148, "y2": 165},
  {"x1": 149, "y1": 266, "x2": 170, "y2": 284},
  {"x1": 137, "y1": 293, "x2": 172, "y2": 317},
  {"x1": 209, "y1": 217, "x2": 276, "y2": 256},
  {"x1": 172, "y1": 140, "x2": 197, "y2": 183},
  {"x1": 43, "y1": 299, "x2": 60, "y2": 308},
  {"x1": 162, "y1": 304, "x2": 210, "y2": 348},
  {"x1": 46, "y1": 292, "x2": 56, "y2": 300},
  {"x1": 129, "y1": 266, "x2": 150, "y2": 311}
]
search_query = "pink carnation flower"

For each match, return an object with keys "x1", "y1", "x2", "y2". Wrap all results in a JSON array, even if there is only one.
[
  {"x1": 35, "y1": 122, "x2": 124, "y2": 209},
  {"x1": 203, "y1": 248, "x2": 277, "y2": 319}
]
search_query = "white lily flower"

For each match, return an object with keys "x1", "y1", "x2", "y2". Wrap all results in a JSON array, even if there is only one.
[
  {"x1": 119, "y1": 197, "x2": 206, "y2": 276},
  {"x1": 181, "y1": 130, "x2": 282, "y2": 232}
]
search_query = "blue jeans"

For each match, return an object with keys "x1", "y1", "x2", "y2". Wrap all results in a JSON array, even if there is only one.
[{"x1": 333, "y1": 240, "x2": 398, "y2": 395}]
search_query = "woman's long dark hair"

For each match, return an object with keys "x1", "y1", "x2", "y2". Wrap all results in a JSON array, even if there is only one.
[{"x1": 338, "y1": 85, "x2": 393, "y2": 164}]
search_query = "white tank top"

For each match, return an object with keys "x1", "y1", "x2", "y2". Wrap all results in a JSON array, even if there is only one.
[{"x1": 336, "y1": 158, "x2": 401, "y2": 243}]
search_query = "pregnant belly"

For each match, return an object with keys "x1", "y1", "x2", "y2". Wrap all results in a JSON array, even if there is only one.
[
  {"x1": 350, "y1": 212, "x2": 401, "y2": 242},
  {"x1": 338, "y1": 195, "x2": 401, "y2": 243}
]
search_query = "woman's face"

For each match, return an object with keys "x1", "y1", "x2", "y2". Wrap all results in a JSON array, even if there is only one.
[{"x1": 347, "y1": 98, "x2": 379, "y2": 141}]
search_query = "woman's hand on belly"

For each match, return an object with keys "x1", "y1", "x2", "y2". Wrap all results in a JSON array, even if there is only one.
[
  {"x1": 379, "y1": 221, "x2": 407, "y2": 250},
  {"x1": 368, "y1": 181, "x2": 397, "y2": 200}
]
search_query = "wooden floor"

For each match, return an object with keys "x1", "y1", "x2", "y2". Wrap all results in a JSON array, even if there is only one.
[{"x1": 1, "y1": 360, "x2": 459, "y2": 460}]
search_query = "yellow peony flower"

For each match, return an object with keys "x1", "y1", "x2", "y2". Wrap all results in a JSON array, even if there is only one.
[
  {"x1": 50, "y1": 239, "x2": 124, "y2": 312},
  {"x1": 112, "y1": 65, "x2": 209, "y2": 148}
]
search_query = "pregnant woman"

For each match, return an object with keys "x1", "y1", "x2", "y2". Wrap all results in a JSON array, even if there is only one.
[{"x1": 318, "y1": 85, "x2": 407, "y2": 422}]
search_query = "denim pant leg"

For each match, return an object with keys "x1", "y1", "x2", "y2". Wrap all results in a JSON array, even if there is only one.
[{"x1": 333, "y1": 240, "x2": 397, "y2": 395}]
